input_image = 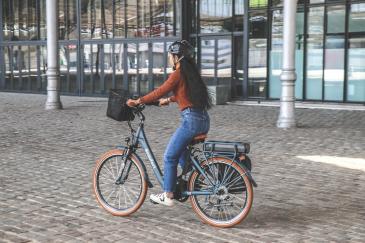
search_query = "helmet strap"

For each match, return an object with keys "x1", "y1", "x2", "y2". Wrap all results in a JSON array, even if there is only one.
[{"x1": 173, "y1": 56, "x2": 184, "y2": 70}]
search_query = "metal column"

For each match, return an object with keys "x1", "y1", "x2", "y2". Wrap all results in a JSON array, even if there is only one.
[
  {"x1": 277, "y1": 0, "x2": 297, "y2": 128},
  {"x1": 45, "y1": 0, "x2": 63, "y2": 110}
]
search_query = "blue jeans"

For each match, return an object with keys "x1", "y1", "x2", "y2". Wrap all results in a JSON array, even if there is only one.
[{"x1": 163, "y1": 108, "x2": 210, "y2": 192}]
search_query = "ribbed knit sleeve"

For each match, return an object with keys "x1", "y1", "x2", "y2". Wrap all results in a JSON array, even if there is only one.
[{"x1": 140, "y1": 71, "x2": 180, "y2": 104}]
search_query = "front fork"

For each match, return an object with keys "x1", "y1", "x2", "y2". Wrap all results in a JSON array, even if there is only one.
[{"x1": 115, "y1": 144, "x2": 134, "y2": 185}]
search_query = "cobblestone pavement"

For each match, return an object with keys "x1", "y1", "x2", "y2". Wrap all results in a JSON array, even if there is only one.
[{"x1": 0, "y1": 92, "x2": 364, "y2": 243}]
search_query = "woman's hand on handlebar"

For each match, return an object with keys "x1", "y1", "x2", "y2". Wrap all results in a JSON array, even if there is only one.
[
  {"x1": 127, "y1": 98, "x2": 141, "y2": 107},
  {"x1": 159, "y1": 97, "x2": 170, "y2": 106}
]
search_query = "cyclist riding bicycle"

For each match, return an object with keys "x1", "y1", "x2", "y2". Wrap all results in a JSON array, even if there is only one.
[{"x1": 127, "y1": 40, "x2": 212, "y2": 206}]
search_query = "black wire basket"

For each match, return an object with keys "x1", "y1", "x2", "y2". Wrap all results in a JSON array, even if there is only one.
[{"x1": 106, "y1": 89, "x2": 135, "y2": 121}]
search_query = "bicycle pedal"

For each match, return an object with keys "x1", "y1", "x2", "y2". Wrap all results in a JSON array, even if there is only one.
[{"x1": 149, "y1": 199, "x2": 159, "y2": 204}]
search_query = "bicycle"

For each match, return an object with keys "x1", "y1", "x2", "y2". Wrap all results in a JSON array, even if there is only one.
[{"x1": 93, "y1": 103, "x2": 257, "y2": 228}]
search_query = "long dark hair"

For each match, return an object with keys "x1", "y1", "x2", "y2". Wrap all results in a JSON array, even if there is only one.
[{"x1": 173, "y1": 53, "x2": 212, "y2": 110}]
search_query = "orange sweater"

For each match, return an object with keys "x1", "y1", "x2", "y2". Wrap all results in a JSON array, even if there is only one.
[{"x1": 140, "y1": 67, "x2": 193, "y2": 111}]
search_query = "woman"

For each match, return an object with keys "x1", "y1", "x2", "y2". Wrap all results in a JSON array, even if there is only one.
[{"x1": 127, "y1": 40, "x2": 211, "y2": 206}]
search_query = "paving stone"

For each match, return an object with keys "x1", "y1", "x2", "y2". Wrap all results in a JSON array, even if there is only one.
[{"x1": 0, "y1": 92, "x2": 364, "y2": 242}]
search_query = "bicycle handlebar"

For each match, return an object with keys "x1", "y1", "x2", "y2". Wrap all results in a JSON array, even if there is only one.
[{"x1": 128, "y1": 100, "x2": 160, "y2": 123}]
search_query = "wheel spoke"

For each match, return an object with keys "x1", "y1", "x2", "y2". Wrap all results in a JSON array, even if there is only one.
[
  {"x1": 228, "y1": 193, "x2": 245, "y2": 202},
  {"x1": 99, "y1": 174, "x2": 115, "y2": 184},
  {"x1": 105, "y1": 188, "x2": 116, "y2": 202},
  {"x1": 225, "y1": 175, "x2": 243, "y2": 189},
  {"x1": 115, "y1": 157, "x2": 120, "y2": 178},
  {"x1": 109, "y1": 160, "x2": 116, "y2": 180},
  {"x1": 221, "y1": 166, "x2": 235, "y2": 186},
  {"x1": 103, "y1": 165, "x2": 115, "y2": 180}
]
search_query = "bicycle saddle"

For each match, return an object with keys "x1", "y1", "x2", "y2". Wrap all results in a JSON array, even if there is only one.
[{"x1": 191, "y1": 134, "x2": 207, "y2": 145}]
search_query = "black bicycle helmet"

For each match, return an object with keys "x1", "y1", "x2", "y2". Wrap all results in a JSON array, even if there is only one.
[{"x1": 168, "y1": 40, "x2": 194, "y2": 58}]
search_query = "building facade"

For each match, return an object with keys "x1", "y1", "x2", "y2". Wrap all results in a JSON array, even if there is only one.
[{"x1": 0, "y1": 0, "x2": 364, "y2": 103}]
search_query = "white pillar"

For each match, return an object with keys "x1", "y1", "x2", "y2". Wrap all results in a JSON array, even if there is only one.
[
  {"x1": 277, "y1": 0, "x2": 297, "y2": 128},
  {"x1": 45, "y1": 0, "x2": 62, "y2": 110}
]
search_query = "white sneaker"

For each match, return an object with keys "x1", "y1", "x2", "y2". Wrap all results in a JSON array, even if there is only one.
[{"x1": 150, "y1": 192, "x2": 174, "y2": 207}]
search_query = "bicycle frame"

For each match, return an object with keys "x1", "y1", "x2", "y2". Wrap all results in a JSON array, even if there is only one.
[{"x1": 116, "y1": 107, "x2": 216, "y2": 197}]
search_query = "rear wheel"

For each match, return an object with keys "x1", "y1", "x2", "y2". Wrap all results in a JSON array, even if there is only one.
[
  {"x1": 189, "y1": 157, "x2": 253, "y2": 227},
  {"x1": 93, "y1": 149, "x2": 148, "y2": 216}
]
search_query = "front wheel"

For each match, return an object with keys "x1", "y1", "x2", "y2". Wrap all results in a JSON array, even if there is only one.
[
  {"x1": 189, "y1": 157, "x2": 253, "y2": 228},
  {"x1": 93, "y1": 149, "x2": 148, "y2": 216}
]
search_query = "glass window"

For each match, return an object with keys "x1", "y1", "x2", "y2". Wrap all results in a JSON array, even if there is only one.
[
  {"x1": 272, "y1": 0, "x2": 283, "y2": 8},
  {"x1": 127, "y1": 43, "x2": 138, "y2": 94},
  {"x1": 40, "y1": 1, "x2": 47, "y2": 40},
  {"x1": 11, "y1": 46, "x2": 25, "y2": 90},
  {"x1": 166, "y1": 41, "x2": 174, "y2": 75},
  {"x1": 114, "y1": 44, "x2": 125, "y2": 89},
  {"x1": 327, "y1": 5, "x2": 345, "y2": 34},
  {"x1": 152, "y1": 42, "x2": 165, "y2": 89},
  {"x1": 249, "y1": 38, "x2": 267, "y2": 98},
  {"x1": 4, "y1": 46, "x2": 13, "y2": 89},
  {"x1": 295, "y1": 9, "x2": 305, "y2": 100},
  {"x1": 200, "y1": 0, "x2": 233, "y2": 33},
  {"x1": 165, "y1": 0, "x2": 175, "y2": 36},
  {"x1": 81, "y1": 0, "x2": 113, "y2": 39},
  {"x1": 217, "y1": 38, "x2": 232, "y2": 86},
  {"x1": 347, "y1": 37, "x2": 365, "y2": 102},
  {"x1": 59, "y1": 1, "x2": 78, "y2": 40},
  {"x1": 201, "y1": 39, "x2": 216, "y2": 85},
  {"x1": 60, "y1": 43, "x2": 78, "y2": 93},
  {"x1": 310, "y1": 0, "x2": 324, "y2": 4},
  {"x1": 19, "y1": 46, "x2": 29, "y2": 90},
  {"x1": 306, "y1": 6, "x2": 324, "y2": 100},
  {"x1": 249, "y1": 11, "x2": 267, "y2": 38},
  {"x1": 82, "y1": 43, "x2": 109, "y2": 94},
  {"x1": 191, "y1": 0, "x2": 198, "y2": 34},
  {"x1": 104, "y1": 44, "x2": 114, "y2": 91},
  {"x1": 60, "y1": 45, "x2": 71, "y2": 93},
  {"x1": 126, "y1": 1, "x2": 137, "y2": 37},
  {"x1": 138, "y1": 43, "x2": 150, "y2": 94},
  {"x1": 2, "y1": 1, "x2": 38, "y2": 41},
  {"x1": 269, "y1": 9, "x2": 282, "y2": 99},
  {"x1": 137, "y1": 0, "x2": 151, "y2": 38},
  {"x1": 82, "y1": 44, "x2": 101, "y2": 94},
  {"x1": 115, "y1": 0, "x2": 126, "y2": 38},
  {"x1": 40, "y1": 46, "x2": 47, "y2": 92},
  {"x1": 175, "y1": 0, "x2": 182, "y2": 36},
  {"x1": 151, "y1": 0, "x2": 167, "y2": 37},
  {"x1": 29, "y1": 46, "x2": 39, "y2": 91},
  {"x1": 308, "y1": 6, "x2": 324, "y2": 35},
  {"x1": 249, "y1": 11, "x2": 267, "y2": 98},
  {"x1": 94, "y1": 44, "x2": 106, "y2": 94},
  {"x1": 103, "y1": 0, "x2": 114, "y2": 38},
  {"x1": 234, "y1": 0, "x2": 244, "y2": 31},
  {"x1": 249, "y1": 0, "x2": 268, "y2": 9},
  {"x1": 349, "y1": 3, "x2": 365, "y2": 33},
  {"x1": 233, "y1": 36, "x2": 244, "y2": 97},
  {"x1": 2, "y1": 1, "x2": 13, "y2": 41},
  {"x1": 324, "y1": 36, "x2": 344, "y2": 101}
]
